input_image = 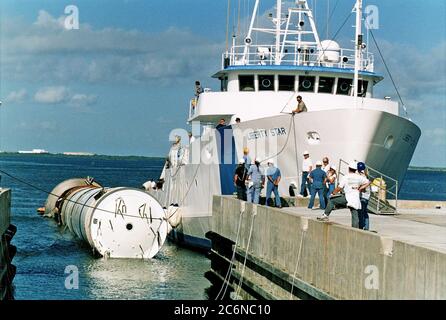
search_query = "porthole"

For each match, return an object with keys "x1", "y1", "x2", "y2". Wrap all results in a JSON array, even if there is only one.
[
  {"x1": 307, "y1": 131, "x2": 321, "y2": 145},
  {"x1": 384, "y1": 135, "x2": 394, "y2": 149},
  {"x1": 126, "y1": 223, "x2": 133, "y2": 231}
]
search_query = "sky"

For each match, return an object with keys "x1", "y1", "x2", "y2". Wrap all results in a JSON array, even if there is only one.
[{"x1": 0, "y1": 0, "x2": 445, "y2": 167}]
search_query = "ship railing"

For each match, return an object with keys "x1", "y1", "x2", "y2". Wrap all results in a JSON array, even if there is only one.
[
  {"x1": 337, "y1": 159, "x2": 398, "y2": 215},
  {"x1": 222, "y1": 45, "x2": 374, "y2": 71}
]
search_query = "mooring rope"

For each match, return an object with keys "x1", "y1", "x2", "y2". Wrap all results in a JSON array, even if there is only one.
[
  {"x1": 289, "y1": 228, "x2": 307, "y2": 299},
  {"x1": 234, "y1": 207, "x2": 256, "y2": 298},
  {"x1": 215, "y1": 204, "x2": 245, "y2": 300}
]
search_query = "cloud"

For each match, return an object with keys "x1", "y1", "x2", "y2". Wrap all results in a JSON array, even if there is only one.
[
  {"x1": 34, "y1": 86, "x2": 98, "y2": 107},
  {"x1": 1, "y1": 11, "x2": 223, "y2": 86},
  {"x1": 424, "y1": 128, "x2": 446, "y2": 146},
  {"x1": 372, "y1": 40, "x2": 446, "y2": 114},
  {"x1": 69, "y1": 94, "x2": 98, "y2": 107},
  {"x1": 4, "y1": 89, "x2": 28, "y2": 104},
  {"x1": 34, "y1": 86, "x2": 70, "y2": 104}
]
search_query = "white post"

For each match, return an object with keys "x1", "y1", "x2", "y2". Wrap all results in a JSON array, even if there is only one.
[
  {"x1": 243, "y1": 0, "x2": 260, "y2": 63},
  {"x1": 275, "y1": 0, "x2": 282, "y2": 65},
  {"x1": 353, "y1": 0, "x2": 363, "y2": 107}
]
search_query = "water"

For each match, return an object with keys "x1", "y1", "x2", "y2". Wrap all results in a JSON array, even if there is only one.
[
  {"x1": 399, "y1": 170, "x2": 446, "y2": 201},
  {"x1": 0, "y1": 154, "x2": 444, "y2": 300},
  {"x1": 0, "y1": 153, "x2": 210, "y2": 300}
]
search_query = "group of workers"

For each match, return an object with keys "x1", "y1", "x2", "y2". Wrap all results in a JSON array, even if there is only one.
[
  {"x1": 233, "y1": 148, "x2": 372, "y2": 230},
  {"x1": 299, "y1": 151, "x2": 372, "y2": 230},
  {"x1": 234, "y1": 148, "x2": 283, "y2": 208}
]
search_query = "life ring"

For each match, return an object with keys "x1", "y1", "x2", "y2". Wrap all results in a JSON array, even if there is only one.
[
  {"x1": 261, "y1": 78, "x2": 272, "y2": 88},
  {"x1": 339, "y1": 82, "x2": 350, "y2": 92},
  {"x1": 302, "y1": 79, "x2": 312, "y2": 89}
]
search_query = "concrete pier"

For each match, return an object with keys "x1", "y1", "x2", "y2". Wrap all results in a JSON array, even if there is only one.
[
  {"x1": 0, "y1": 189, "x2": 15, "y2": 300},
  {"x1": 206, "y1": 196, "x2": 446, "y2": 300}
]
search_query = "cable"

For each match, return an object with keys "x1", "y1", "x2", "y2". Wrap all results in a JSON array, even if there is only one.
[
  {"x1": 215, "y1": 205, "x2": 245, "y2": 300},
  {"x1": 289, "y1": 229, "x2": 306, "y2": 299},
  {"x1": 0, "y1": 168, "x2": 165, "y2": 221},
  {"x1": 234, "y1": 207, "x2": 256, "y2": 298},
  {"x1": 226, "y1": 0, "x2": 231, "y2": 51},
  {"x1": 259, "y1": 114, "x2": 294, "y2": 165},
  {"x1": 291, "y1": 115, "x2": 301, "y2": 197},
  {"x1": 364, "y1": 16, "x2": 409, "y2": 117}
]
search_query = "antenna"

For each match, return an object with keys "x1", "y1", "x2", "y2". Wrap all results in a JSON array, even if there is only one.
[{"x1": 353, "y1": 0, "x2": 363, "y2": 108}]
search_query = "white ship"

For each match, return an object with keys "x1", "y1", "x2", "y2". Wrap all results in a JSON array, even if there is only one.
[
  {"x1": 18, "y1": 149, "x2": 49, "y2": 154},
  {"x1": 147, "y1": 0, "x2": 420, "y2": 250}
]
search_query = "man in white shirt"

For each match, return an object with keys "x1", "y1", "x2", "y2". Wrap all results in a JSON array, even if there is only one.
[
  {"x1": 322, "y1": 157, "x2": 331, "y2": 173},
  {"x1": 299, "y1": 151, "x2": 313, "y2": 197},
  {"x1": 317, "y1": 162, "x2": 371, "y2": 229}
]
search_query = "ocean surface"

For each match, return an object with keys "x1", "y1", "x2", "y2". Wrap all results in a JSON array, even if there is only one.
[
  {"x1": 0, "y1": 153, "x2": 445, "y2": 300},
  {"x1": 0, "y1": 154, "x2": 210, "y2": 300}
]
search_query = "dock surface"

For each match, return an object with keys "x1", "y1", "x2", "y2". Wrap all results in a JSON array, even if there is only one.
[
  {"x1": 283, "y1": 206, "x2": 446, "y2": 253},
  {"x1": 207, "y1": 196, "x2": 446, "y2": 300}
]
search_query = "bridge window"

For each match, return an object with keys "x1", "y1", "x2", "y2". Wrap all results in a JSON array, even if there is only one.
[
  {"x1": 298, "y1": 76, "x2": 315, "y2": 92},
  {"x1": 318, "y1": 77, "x2": 335, "y2": 94},
  {"x1": 279, "y1": 75, "x2": 295, "y2": 91},
  {"x1": 337, "y1": 78, "x2": 353, "y2": 95},
  {"x1": 259, "y1": 75, "x2": 275, "y2": 91},
  {"x1": 239, "y1": 75, "x2": 255, "y2": 91},
  {"x1": 358, "y1": 80, "x2": 369, "y2": 97}
]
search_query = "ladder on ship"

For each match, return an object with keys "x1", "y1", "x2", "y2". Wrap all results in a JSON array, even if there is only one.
[{"x1": 337, "y1": 159, "x2": 398, "y2": 215}]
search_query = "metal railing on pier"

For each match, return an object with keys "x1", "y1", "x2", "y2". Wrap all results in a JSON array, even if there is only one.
[{"x1": 337, "y1": 159, "x2": 398, "y2": 215}]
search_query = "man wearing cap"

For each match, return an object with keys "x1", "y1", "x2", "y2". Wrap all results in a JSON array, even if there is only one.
[
  {"x1": 234, "y1": 158, "x2": 248, "y2": 201},
  {"x1": 308, "y1": 161, "x2": 327, "y2": 209},
  {"x1": 265, "y1": 160, "x2": 282, "y2": 208},
  {"x1": 243, "y1": 147, "x2": 252, "y2": 171},
  {"x1": 299, "y1": 151, "x2": 313, "y2": 197},
  {"x1": 247, "y1": 158, "x2": 264, "y2": 204},
  {"x1": 317, "y1": 162, "x2": 370, "y2": 229}
]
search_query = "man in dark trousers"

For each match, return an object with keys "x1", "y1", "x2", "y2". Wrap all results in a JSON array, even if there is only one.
[
  {"x1": 308, "y1": 160, "x2": 327, "y2": 209},
  {"x1": 234, "y1": 158, "x2": 248, "y2": 201},
  {"x1": 265, "y1": 159, "x2": 282, "y2": 208}
]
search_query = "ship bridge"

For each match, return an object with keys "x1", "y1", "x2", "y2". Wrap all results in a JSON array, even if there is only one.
[{"x1": 187, "y1": 0, "x2": 397, "y2": 124}]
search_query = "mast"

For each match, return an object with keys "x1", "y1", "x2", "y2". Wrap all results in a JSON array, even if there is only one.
[
  {"x1": 275, "y1": 0, "x2": 282, "y2": 65},
  {"x1": 242, "y1": 0, "x2": 260, "y2": 63},
  {"x1": 353, "y1": 0, "x2": 363, "y2": 107}
]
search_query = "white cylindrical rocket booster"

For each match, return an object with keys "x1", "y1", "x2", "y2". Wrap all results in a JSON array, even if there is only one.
[{"x1": 45, "y1": 178, "x2": 168, "y2": 259}]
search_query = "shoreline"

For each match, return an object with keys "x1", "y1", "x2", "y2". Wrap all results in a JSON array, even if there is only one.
[{"x1": 0, "y1": 152, "x2": 444, "y2": 171}]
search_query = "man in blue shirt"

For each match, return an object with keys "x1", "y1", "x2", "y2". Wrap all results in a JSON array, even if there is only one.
[
  {"x1": 308, "y1": 161, "x2": 327, "y2": 209},
  {"x1": 265, "y1": 159, "x2": 282, "y2": 208},
  {"x1": 247, "y1": 158, "x2": 264, "y2": 204},
  {"x1": 243, "y1": 147, "x2": 252, "y2": 171}
]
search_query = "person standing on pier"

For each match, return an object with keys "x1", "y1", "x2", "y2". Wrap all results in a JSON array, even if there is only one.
[
  {"x1": 317, "y1": 162, "x2": 370, "y2": 228},
  {"x1": 322, "y1": 157, "x2": 331, "y2": 205},
  {"x1": 298, "y1": 151, "x2": 312, "y2": 197},
  {"x1": 247, "y1": 158, "x2": 264, "y2": 204},
  {"x1": 308, "y1": 161, "x2": 327, "y2": 210},
  {"x1": 243, "y1": 147, "x2": 252, "y2": 171},
  {"x1": 234, "y1": 158, "x2": 248, "y2": 201},
  {"x1": 357, "y1": 162, "x2": 371, "y2": 230},
  {"x1": 265, "y1": 160, "x2": 282, "y2": 208}
]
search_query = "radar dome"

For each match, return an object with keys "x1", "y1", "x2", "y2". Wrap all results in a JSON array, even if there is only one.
[{"x1": 319, "y1": 40, "x2": 341, "y2": 64}]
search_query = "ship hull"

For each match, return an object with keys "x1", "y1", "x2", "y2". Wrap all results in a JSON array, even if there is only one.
[{"x1": 151, "y1": 109, "x2": 421, "y2": 249}]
